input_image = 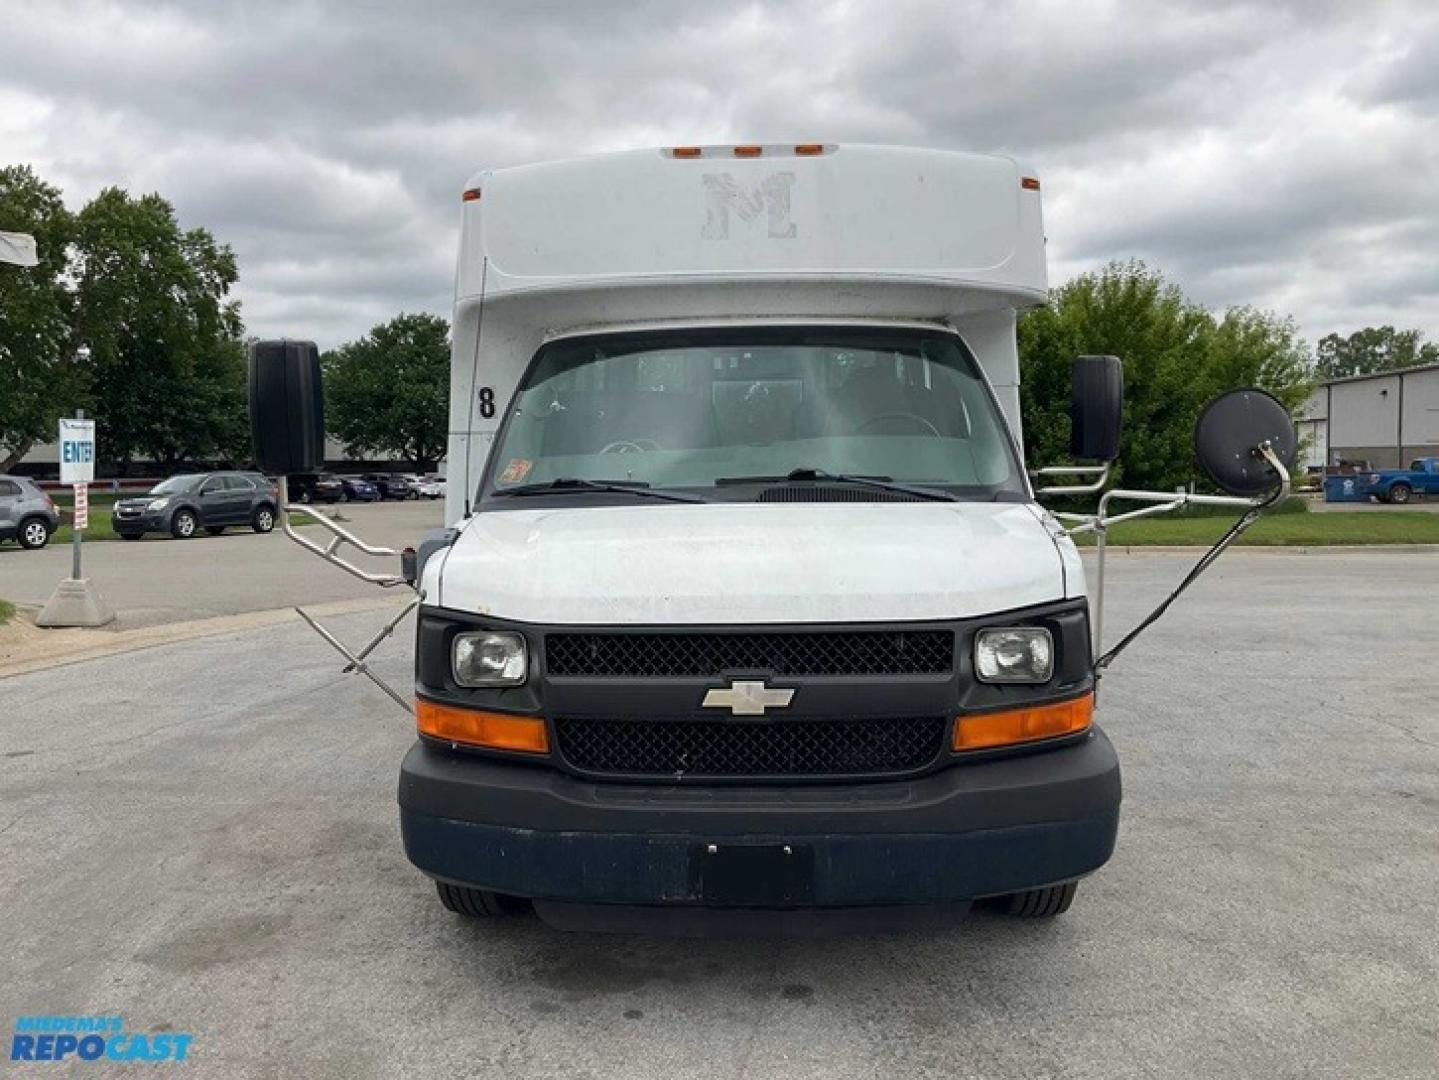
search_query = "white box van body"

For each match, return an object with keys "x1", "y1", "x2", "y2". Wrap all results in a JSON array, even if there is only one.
[{"x1": 400, "y1": 145, "x2": 1117, "y2": 918}]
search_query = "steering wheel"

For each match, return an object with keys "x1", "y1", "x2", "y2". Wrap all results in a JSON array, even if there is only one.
[
  {"x1": 600, "y1": 439, "x2": 662, "y2": 454},
  {"x1": 853, "y1": 413, "x2": 944, "y2": 438}
]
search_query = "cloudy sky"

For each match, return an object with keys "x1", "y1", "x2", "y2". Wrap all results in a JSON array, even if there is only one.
[{"x1": 4, "y1": 0, "x2": 1438, "y2": 349}]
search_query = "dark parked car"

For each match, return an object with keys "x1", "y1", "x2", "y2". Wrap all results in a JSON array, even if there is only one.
[
  {"x1": 112, "y1": 472, "x2": 278, "y2": 540},
  {"x1": 339, "y1": 475, "x2": 380, "y2": 501},
  {"x1": 360, "y1": 472, "x2": 415, "y2": 500},
  {"x1": 287, "y1": 472, "x2": 344, "y2": 504},
  {"x1": 0, "y1": 475, "x2": 60, "y2": 549}
]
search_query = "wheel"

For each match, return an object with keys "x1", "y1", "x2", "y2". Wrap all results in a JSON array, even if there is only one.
[
  {"x1": 299, "y1": 490, "x2": 312, "y2": 505},
  {"x1": 1389, "y1": 483, "x2": 1412, "y2": 504},
  {"x1": 18, "y1": 517, "x2": 52, "y2": 550},
  {"x1": 339, "y1": 490, "x2": 349, "y2": 503},
  {"x1": 434, "y1": 881, "x2": 528, "y2": 918},
  {"x1": 252, "y1": 506, "x2": 276, "y2": 533},
  {"x1": 170, "y1": 509, "x2": 197, "y2": 539},
  {"x1": 999, "y1": 881, "x2": 1078, "y2": 918},
  {"x1": 121, "y1": 533, "x2": 142, "y2": 542},
  {"x1": 204, "y1": 525, "x2": 226, "y2": 536}
]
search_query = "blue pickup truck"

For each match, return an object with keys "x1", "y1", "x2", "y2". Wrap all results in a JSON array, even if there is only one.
[{"x1": 1363, "y1": 457, "x2": 1439, "y2": 503}]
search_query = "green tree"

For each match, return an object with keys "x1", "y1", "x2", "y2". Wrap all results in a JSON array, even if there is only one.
[
  {"x1": 0, "y1": 165, "x2": 79, "y2": 471},
  {"x1": 1313, "y1": 326, "x2": 1438, "y2": 380},
  {"x1": 1019, "y1": 261, "x2": 1312, "y2": 493},
  {"x1": 72, "y1": 188, "x2": 245, "y2": 472},
  {"x1": 324, "y1": 313, "x2": 450, "y2": 469}
]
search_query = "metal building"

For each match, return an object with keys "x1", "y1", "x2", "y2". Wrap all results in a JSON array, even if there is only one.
[{"x1": 1297, "y1": 362, "x2": 1439, "y2": 470}]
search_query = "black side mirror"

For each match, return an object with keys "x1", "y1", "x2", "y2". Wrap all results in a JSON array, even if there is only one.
[
  {"x1": 1194, "y1": 388, "x2": 1297, "y2": 496},
  {"x1": 1071, "y1": 355, "x2": 1124, "y2": 462},
  {"x1": 249, "y1": 340, "x2": 325, "y2": 474}
]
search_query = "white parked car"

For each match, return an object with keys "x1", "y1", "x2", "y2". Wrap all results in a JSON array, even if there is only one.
[{"x1": 415, "y1": 474, "x2": 445, "y2": 500}]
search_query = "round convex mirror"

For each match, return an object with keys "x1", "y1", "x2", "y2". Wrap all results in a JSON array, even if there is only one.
[{"x1": 1194, "y1": 388, "x2": 1297, "y2": 496}]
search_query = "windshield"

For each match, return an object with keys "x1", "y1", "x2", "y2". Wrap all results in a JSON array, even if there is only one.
[
  {"x1": 484, "y1": 327, "x2": 1024, "y2": 501},
  {"x1": 149, "y1": 474, "x2": 204, "y2": 495}
]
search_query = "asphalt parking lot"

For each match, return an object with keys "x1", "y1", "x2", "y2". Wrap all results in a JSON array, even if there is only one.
[
  {"x1": 0, "y1": 499, "x2": 443, "y2": 629},
  {"x1": 2, "y1": 550, "x2": 1436, "y2": 1079}
]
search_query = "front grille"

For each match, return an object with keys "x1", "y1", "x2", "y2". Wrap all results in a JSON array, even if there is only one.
[
  {"x1": 546, "y1": 630, "x2": 953, "y2": 678},
  {"x1": 554, "y1": 716, "x2": 947, "y2": 779}
]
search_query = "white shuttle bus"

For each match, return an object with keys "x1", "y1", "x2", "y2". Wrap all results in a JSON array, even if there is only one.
[{"x1": 250, "y1": 144, "x2": 1294, "y2": 928}]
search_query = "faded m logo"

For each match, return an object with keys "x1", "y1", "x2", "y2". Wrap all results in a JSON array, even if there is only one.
[{"x1": 702, "y1": 172, "x2": 797, "y2": 240}]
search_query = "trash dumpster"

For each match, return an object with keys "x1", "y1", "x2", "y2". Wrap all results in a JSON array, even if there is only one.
[{"x1": 1324, "y1": 475, "x2": 1370, "y2": 503}]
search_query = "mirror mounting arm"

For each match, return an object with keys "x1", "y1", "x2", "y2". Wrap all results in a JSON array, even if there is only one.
[
  {"x1": 1063, "y1": 442, "x2": 1290, "y2": 660},
  {"x1": 277, "y1": 476, "x2": 410, "y2": 589},
  {"x1": 273, "y1": 475, "x2": 420, "y2": 717},
  {"x1": 1033, "y1": 463, "x2": 1110, "y2": 496}
]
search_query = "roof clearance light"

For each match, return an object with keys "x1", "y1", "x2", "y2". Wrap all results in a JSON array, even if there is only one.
[
  {"x1": 461, "y1": 188, "x2": 482, "y2": 201},
  {"x1": 671, "y1": 146, "x2": 703, "y2": 158},
  {"x1": 794, "y1": 143, "x2": 825, "y2": 155},
  {"x1": 1021, "y1": 177, "x2": 1041, "y2": 191},
  {"x1": 733, "y1": 145, "x2": 763, "y2": 157}
]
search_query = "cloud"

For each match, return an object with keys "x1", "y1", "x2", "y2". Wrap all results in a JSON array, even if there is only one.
[{"x1": 3, "y1": 0, "x2": 1438, "y2": 349}]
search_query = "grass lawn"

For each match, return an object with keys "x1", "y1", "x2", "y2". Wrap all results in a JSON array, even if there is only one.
[
  {"x1": 0, "y1": 599, "x2": 15, "y2": 626},
  {"x1": 53, "y1": 510, "x2": 120, "y2": 544},
  {"x1": 1071, "y1": 510, "x2": 1439, "y2": 546}
]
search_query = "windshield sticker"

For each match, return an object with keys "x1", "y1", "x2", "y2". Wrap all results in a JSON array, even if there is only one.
[{"x1": 499, "y1": 458, "x2": 533, "y2": 485}]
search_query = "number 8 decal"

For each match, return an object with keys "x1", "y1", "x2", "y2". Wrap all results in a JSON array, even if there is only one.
[{"x1": 478, "y1": 386, "x2": 495, "y2": 418}]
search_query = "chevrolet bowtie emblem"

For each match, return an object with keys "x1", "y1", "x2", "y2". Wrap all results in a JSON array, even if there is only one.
[{"x1": 702, "y1": 680, "x2": 796, "y2": 716}]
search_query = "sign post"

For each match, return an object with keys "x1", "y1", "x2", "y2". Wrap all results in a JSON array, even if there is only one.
[
  {"x1": 60, "y1": 414, "x2": 96, "y2": 580},
  {"x1": 36, "y1": 413, "x2": 114, "y2": 628}
]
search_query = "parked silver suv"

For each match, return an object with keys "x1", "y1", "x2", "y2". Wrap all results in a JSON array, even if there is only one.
[{"x1": 0, "y1": 475, "x2": 60, "y2": 550}]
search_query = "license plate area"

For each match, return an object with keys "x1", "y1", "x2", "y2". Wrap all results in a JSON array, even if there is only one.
[{"x1": 688, "y1": 842, "x2": 815, "y2": 907}]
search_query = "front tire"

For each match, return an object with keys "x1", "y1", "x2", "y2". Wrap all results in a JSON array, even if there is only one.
[
  {"x1": 1389, "y1": 483, "x2": 1412, "y2": 504},
  {"x1": 18, "y1": 517, "x2": 52, "y2": 550},
  {"x1": 435, "y1": 881, "x2": 528, "y2": 918},
  {"x1": 999, "y1": 881, "x2": 1078, "y2": 918},
  {"x1": 171, "y1": 509, "x2": 197, "y2": 539},
  {"x1": 252, "y1": 506, "x2": 276, "y2": 533}
]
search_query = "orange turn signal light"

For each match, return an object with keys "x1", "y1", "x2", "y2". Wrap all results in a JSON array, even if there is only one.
[
  {"x1": 733, "y1": 145, "x2": 763, "y2": 157},
  {"x1": 671, "y1": 146, "x2": 703, "y2": 158},
  {"x1": 1021, "y1": 176, "x2": 1040, "y2": 191},
  {"x1": 953, "y1": 693, "x2": 1093, "y2": 752},
  {"x1": 794, "y1": 143, "x2": 825, "y2": 155},
  {"x1": 461, "y1": 187, "x2": 482, "y2": 202},
  {"x1": 416, "y1": 700, "x2": 549, "y2": 754}
]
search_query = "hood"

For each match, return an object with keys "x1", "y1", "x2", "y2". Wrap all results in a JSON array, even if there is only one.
[{"x1": 429, "y1": 502, "x2": 1074, "y2": 625}]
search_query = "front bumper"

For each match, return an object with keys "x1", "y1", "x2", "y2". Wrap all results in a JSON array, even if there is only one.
[
  {"x1": 113, "y1": 511, "x2": 166, "y2": 533},
  {"x1": 398, "y1": 728, "x2": 1121, "y2": 907}
]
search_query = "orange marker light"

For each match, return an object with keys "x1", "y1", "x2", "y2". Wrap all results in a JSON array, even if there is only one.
[
  {"x1": 953, "y1": 693, "x2": 1093, "y2": 752},
  {"x1": 794, "y1": 143, "x2": 825, "y2": 155},
  {"x1": 461, "y1": 188, "x2": 482, "y2": 201},
  {"x1": 671, "y1": 146, "x2": 703, "y2": 158},
  {"x1": 1021, "y1": 177, "x2": 1041, "y2": 191},
  {"x1": 733, "y1": 145, "x2": 763, "y2": 157},
  {"x1": 416, "y1": 700, "x2": 550, "y2": 753}
]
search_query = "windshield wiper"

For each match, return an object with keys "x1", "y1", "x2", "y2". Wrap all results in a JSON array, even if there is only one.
[
  {"x1": 491, "y1": 478, "x2": 705, "y2": 504},
  {"x1": 716, "y1": 468, "x2": 957, "y2": 502}
]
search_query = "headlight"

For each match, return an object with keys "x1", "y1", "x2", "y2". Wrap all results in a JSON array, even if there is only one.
[
  {"x1": 974, "y1": 627, "x2": 1054, "y2": 684},
  {"x1": 452, "y1": 631, "x2": 528, "y2": 687},
  {"x1": 146, "y1": 497, "x2": 171, "y2": 511}
]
